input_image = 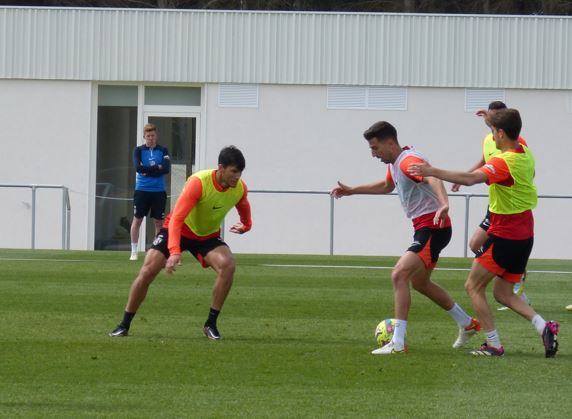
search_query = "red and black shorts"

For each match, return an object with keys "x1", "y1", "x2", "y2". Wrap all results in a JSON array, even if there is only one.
[
  {"x1": 476, "y1": 234, "x2": 533, "y2": 283},
  {"x1": 407, "y1": 227, "x2": 452, "y2": 269},
  {"x1": 151, "y1": 228, "x2": 228, "y2": 268}
]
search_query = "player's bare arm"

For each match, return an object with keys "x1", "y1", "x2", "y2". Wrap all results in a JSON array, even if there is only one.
[
  {"x1": 425, "y1": 176, "x2": 450, "y2": 227},
  {"x1": 451, "y1": 157, "x2": 486, "y2": 192},
  {"x1": 408, "y1": 162, "x2": 488, "y2": 186},
  {"x1": 331, "y1": 180, "x2": 394, "y2": 198}
]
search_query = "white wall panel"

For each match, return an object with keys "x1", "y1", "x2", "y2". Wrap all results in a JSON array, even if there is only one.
[{"x1": 1, "y1": 7, "x2": 571, "y2": 89}]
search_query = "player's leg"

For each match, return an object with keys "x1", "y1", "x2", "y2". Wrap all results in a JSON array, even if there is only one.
[
  {"x1": 469, "y1": 210, "x2": 490, "y2": 255},
  {"x1": 469, "y1": 226, "x2": 488, "y2": 255},
  {"x1": 490, "y1": 238, "x2": 558, "y2": 357},
  {"x1": 406, "y1": 227, "x2": 480, "y2": 348},
  {"x1": 372, "y1": 252, "x2": 416, "y2": 354},
  {"x1": 150, "y1": 191, "x2": 167, "y2": 237},
  {"x1": 110, "y1": 248, "x2": 167, "y2": 336},
  {"x1": 464, "y1": 261, "x2": 505, "y2": 356},
  {"x1": 130, "y1": 191, "x2": 150, "y2": 260},
  {"x1": 201, "y1": 242, "x2": 236, "y2": 340}
]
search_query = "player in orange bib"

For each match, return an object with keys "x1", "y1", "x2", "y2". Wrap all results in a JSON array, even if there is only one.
[
  {"x1": 110, "y1": 146, "x2": 252, "y2": 340},
  {"x1": 408, "y1": 109, "x2": 559, "y2": 358},
  {"x1": 452, "y1": 101, "x2": 530, "y2": 308},
  {"x1": 331, "y1": 121, "x2": 479, "y2": 355}
]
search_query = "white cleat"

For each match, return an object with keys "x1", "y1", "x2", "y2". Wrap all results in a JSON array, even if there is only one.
[
  {"x1": 453, "y1": 318, "x2": 481, "y2": 349},
  {"x1": 129, "y1": 253, "x2": 138, "y2": 261},
  {"x1": 371, "y1": 341, "x2": 406, "y2": 355}
]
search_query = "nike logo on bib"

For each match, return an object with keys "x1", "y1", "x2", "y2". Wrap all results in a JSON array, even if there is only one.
[{"x1": 212, "y1": 205, "x2": 223, "y2": 210}]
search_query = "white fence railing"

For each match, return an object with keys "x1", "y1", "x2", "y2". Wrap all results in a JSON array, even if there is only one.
[{"x1": 0, "y1": 184, "x2": 71, "y2": 250}]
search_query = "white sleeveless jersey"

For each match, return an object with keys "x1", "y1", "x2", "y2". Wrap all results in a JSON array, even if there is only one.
[{"x1": 389, "y1": 147, "x2": 442, "y2": 219}]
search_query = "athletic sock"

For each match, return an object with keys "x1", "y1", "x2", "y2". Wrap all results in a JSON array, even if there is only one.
[
  {"x1": 392, "y1": 319, "x2": 407, "y2": 347},
  {"x1": 121, "y1": 311, "x2": 136, "y2": 329},
  {"x1": 205, "y1": 307, "x2": 220, "y2": 327},
  {"x1": 485, "y1": 329, "x2": 502, "y2": 348},
  {"x1": 131, "y1": 243, "x2": 138, "y2": 253},
  {"x1": 531, "y1": 314, "x2": 546, "y2": 335},
  {"x1": 447, "y1": 303, "x2": 473, "y2": 328}
]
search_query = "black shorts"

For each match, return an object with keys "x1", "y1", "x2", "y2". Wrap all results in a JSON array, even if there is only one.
[
  {"x1": 476, "y1": 235, "x2": 533, "y2": 282},
  {"x1": 133, "y1": 190, "x2": 167, "y2": 220},
  {"x1": 479, "y1": 208, "x2": 491, "y2": 231},
  {"x1": 151, "y1": 228, "x2": 228, "y2": 268},
  {"x1": 407, "y1": 227, "x2": 452, "y2": 269}
]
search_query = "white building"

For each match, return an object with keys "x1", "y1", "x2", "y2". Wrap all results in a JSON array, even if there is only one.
[{"x1": 1, "y1": 7, "x2": 571, "y2": 258}]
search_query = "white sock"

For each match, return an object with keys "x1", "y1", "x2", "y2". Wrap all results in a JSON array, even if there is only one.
[
  {"x1": 485, "y1": 330, "x2": 502, "y2": 348},
  {"x1": 392, "y1": 319, "x2": 408, "y2": 347},
  {"x1": 531, "y1": 314, "x2": 546, "y2": 335},
  {"x1": 447, "y1": 303, "x2": 473, "y2": 328},
  {"x1": 131, "y1": 243, "x2": 138, "y2": 253}
]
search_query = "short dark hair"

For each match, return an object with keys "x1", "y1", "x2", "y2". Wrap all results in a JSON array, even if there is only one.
[
  {"x1": 488, "y1": 108, "x2": 522, "y2": 140},
  {"x1": 363, "y1": 121, "x2": 398, "y2": 143},
  {"x1": 488, "y1": 101, "x2": 507, "y2": 111},
  {"x1": 218, "y1": 146, "x2": 245, "y2": 171}
]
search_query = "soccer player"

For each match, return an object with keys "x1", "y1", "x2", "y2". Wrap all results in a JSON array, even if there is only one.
[
  {"x1": 452, "y1": 101, "x2": 530, "y2": 308},
  {"x1": 130, "y1": 123, "x2": 171, "y2": 261},
  {"x1": 331, "y1": 121, "x2": 480, "y2": 355},
  {"x1": 408, "y1": 109, "x2": 559, "y2": 357},
  {"x1": 110, "y1": 146, "x2": 252, "y2": 340}
]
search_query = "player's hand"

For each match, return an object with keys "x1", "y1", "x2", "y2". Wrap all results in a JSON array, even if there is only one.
[
  {"x1": 434, "y1": 205, "x2": 449, "y2": 228},
  {"x1": 230, "y1": 222, "x2": 250, "y2": 234},
  {"x1": 451, "y1": 183, "x2": 461, "y2": 192},
  {"x1": 331, "y1": 181, "x2": 352, "y2": 199},
  {"x1": 165, "y1": 254, "x2": 181, "y2": 274},
  {"x1": 407, "y1": 161, "x2": 432, "y2": 177},
  {"x1": 475, "y1": 109, "x2": 488, "y2": 118}
]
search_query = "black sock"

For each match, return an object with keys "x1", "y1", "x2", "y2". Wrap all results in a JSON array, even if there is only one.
[
  {"x1": 120, "y1": 311, "x2": 136, "y2": 329},
  {"x1": 205, "y1": 308, "x2": 220, "y2": 327}
]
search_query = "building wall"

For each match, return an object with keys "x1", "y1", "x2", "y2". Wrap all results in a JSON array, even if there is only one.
[
  {"x1": 1, "y1": 8, "x2": 571, "y2": 89},
  {"x1": 207, "y1": 84, "x2": 572, "y2": 259},
  {"x1": 0, "y1": 79, "x2": 93, "y2": 250},
  {"x1": 1, "y1": 80, "x2": 570, "y2": 258}
]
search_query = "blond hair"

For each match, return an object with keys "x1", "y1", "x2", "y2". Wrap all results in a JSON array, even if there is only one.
[{"x1": 143, "y1": 123, "x2": 157, "y2": 133}]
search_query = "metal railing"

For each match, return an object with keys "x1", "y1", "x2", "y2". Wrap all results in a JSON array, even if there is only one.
[
  {"x1": 249, "y1": 190, "x2": 572, "y2": 257},
  {"x1": 0, "y1": 184, "x2": 71, "y2": 250}
]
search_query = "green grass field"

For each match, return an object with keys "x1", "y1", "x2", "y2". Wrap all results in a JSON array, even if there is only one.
[{"x1": 1, "y1": 249, "x2": 570, "y2": 418}]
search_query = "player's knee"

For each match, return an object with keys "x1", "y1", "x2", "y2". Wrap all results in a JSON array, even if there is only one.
[
  {"x1": 218, "y1": 256, "x2": 236, "y2": 276},
  {"x1": 468, "y1": 240, "x2": 481, "y2": 255},
  {"x1": 391, "y1": 267, "x2": 408, "y2": 286},
  {"x1": 464, "y1": 278, "x2": 478, "y2": 297}
]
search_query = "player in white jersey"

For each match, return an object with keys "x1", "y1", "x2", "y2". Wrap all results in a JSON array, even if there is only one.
[{"x1": 331, "y1": 121, "x2": 480, "y2": 355}]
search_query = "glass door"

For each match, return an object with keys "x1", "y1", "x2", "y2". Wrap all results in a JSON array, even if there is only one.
[{"x1": 142, "y1": 113, "x2": 199, "y2": 246}]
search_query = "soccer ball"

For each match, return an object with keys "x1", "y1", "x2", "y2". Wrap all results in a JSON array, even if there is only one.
[{"x1": 375, "y1": 318, "x2": 397, "y2": 347}]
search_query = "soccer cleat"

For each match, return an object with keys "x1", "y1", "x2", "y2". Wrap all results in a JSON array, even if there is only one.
[
  {"x1": 470, "y1": 342, "x2": 505, "y2": 357},
  {"x1": 109, "y1": 325, "x2": 129, "y2": 337},
  {"x1": 542, "y1": 321, "x2": 559, "y2": 358},
  {"x1": 453, "y1": 318, "x2": 481, "y2": 349},
  {"x1": 203, "y1": 325, "x2": 221, "y2": 340},
  {"x1": 371, "y1": 341, "x2": 407, "y2": 355},
  {"x1": 129, "y1": 253, "x2": 138, "y2": 261}
]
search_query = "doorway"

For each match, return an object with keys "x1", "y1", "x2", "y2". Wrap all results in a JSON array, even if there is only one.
[{"x1": 142, "y1": 113, "x2": 199, "y2": 246}]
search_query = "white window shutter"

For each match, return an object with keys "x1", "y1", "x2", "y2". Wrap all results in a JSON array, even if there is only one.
[
  {"x1": 465, "y1": 89, "x2": 506, "y2": 112},
  {"x1": 327, "y1": 86, "x2": 367, "y2": 109},
  {"x1": 367, "y1": 87, "x2": 408, "y2": 110},
  {"x1": 218, "y1": 84, "x2": 259, "y2": 108}
]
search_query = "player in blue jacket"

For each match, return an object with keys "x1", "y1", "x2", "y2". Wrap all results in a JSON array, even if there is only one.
[{"x1": 130, "y1": 123, "x2": 170, "y2": 260}]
